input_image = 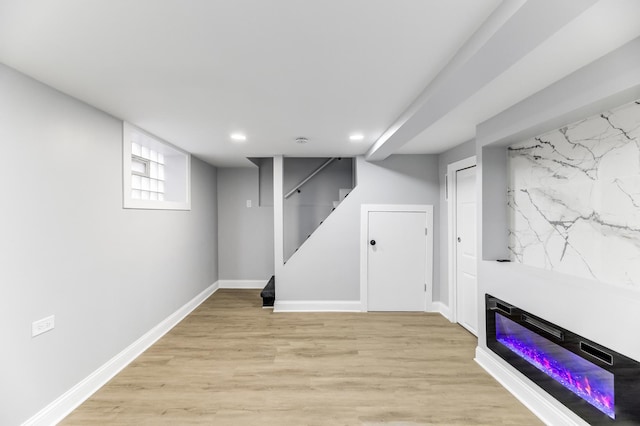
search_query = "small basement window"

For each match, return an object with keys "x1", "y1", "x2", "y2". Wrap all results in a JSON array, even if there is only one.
[{"x1": 122, "y1": 122, "x2": 191, "y2": 210}]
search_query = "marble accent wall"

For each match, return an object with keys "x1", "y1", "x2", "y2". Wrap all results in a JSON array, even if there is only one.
[{"x1": 508, "y1": 99, "x2": 640, "y2": 288}]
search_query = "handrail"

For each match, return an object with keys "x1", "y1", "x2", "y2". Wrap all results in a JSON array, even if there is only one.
[{"x1": 284, "y1": 157, "x2": 337, "y2": 199}]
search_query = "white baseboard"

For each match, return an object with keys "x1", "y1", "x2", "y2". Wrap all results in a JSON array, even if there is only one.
[
  {"x1": 430, "y1": 301, "x2": 451, "y2": 320},
  {"x1": 218, "y1": 279, "x2": 267, "y2": 289},
  {"x1": 474, "y1": 346, "x2": 588, "y2": 426},
  {"x1": 23, "y1": 281, "x2": 220, "y2": 426},
  {"x1": 274, "y1": 300, "x2": 362, "y2": 312}
]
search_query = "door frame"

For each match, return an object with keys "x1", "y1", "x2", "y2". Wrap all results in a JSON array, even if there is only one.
[
  {"x1": 447, "y1": 156, "x2": 477, "y2": 324},
  {"x1": 360, "y1": 204, "x2": 434, "y2": 312}
]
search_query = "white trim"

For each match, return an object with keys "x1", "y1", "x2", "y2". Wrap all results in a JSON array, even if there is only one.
[
  {"x1": 475, "y1": 346, "x2": 588, "y2": 426},
  {"x1": 218, "y1": 280, "x2": 267, "y2": 289},
  {"x1": 446, "y1": 156, "x2": 477, "y2": 325},
  {"x1": 360, "y1": 204, "x2": 434, "y2": 312},
  {"x1": 431, "y1": 301, "x2": 451, "y2": 321},
  {"x1": 274, "y1": 300, "x2": 361, "y2": 312},
  {"x1": 23, "y1": 282, "x2": 219, "y2": 426},
  {"x1": 273, "y1": 155, "x2": 284, "y2": 276}
]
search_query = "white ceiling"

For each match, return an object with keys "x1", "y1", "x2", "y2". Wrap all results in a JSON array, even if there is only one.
[
  {"x1": 1, "y1": 0, "x2": 639, "y2": 166},
  {"x1": 397, "y1": 0, "x2": 640, "y2": 154}
]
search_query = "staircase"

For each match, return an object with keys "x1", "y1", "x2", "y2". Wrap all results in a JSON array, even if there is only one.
[
  {"x1": 283, "y1": 157, "x2": 354, "y2": 261},
  {"x1": 332, "y1": 188, "x2": 351, "y2": 210},
  {"x1": 297, "y1": 186, "x2": 351, "y2": 250},
  {"x1": 260, "y1": 275, "x2": 275, "y2": 308}
]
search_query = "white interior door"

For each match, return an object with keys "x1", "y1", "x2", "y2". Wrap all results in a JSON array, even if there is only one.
[
  {"x1": 367, "y1": 211, "x2": 426, "y2": 311},
  {"x1": 455, "y1": 166, "x2": 477, "y2": 334}
]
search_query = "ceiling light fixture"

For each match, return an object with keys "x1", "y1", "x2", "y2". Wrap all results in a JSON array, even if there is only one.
[
  {"x1": 230, "y1": 133, "x2": 247, "y2": 141},
  {"x1": 295, "y1": 137, "x2": 309, "y2": 144},
  {"x1": 349, "y1": 133, "x2": 364, "y2": 141}
]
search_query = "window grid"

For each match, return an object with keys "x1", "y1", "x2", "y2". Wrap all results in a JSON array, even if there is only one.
[{"x1": 131, "y1": 142, "x2": 165, "y2": 201}]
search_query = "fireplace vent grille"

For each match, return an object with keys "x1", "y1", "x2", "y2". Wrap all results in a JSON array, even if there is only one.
[
  {"x1": 495, "y1": 301, "x2": 512, "y2": 315},
  {"x1": 522, "y1": 314, "x2": 564, "y2": 340},
  {"x1": 580, "y1": 341, "x2": 613, "y2": 365}
]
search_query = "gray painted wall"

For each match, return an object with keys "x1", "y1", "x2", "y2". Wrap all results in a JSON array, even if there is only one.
[
  {"x1": 475, "y1": 35, "x2": 640, "y2": 370},
  {"x1": 283, "y1": 158, "x2": 353, "y2": 260},
  {"x1": 436, "y1": 139, "x2": 475, "y2": 304},
  {"x1": 217, "y1": 167, "x2": 274, "y2": 280},
  {"x1": 277, "y1": 154, "x2": 439, "y2": 301},
  {"x1": 248, "y1": 157, "x2": 274, "y2": 207},
  {"x1": 258, "y1": 157, "x2": 274, "y2": 207},
  {"x1": 0, "y1": 63, "x2": 219, "y2": 425}
]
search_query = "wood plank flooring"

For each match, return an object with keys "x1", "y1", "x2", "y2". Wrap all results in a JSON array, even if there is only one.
[{"x1": 62, "y1": 290, "x2": 541, "y2": 425}]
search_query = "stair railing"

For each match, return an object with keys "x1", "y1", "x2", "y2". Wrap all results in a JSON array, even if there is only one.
[{"x1": 284, "y1": 157, "x2": 337, "y2": 199}]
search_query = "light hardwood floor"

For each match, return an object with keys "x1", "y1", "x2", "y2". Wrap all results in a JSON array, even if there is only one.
[{"x1": 62, "y1": 290, "x2": 541, "y2": 425}]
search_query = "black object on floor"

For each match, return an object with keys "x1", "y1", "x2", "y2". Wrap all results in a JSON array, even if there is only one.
[{"x1": 261, "y1": 275, "x2": 275, "y2": 307}]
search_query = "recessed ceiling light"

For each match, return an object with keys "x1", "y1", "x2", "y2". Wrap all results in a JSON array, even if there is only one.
[
  {"x1": 230, "y1": 133, "x2": 247, "y2": 141},
  {"x1": 349, "y1": 133, "x2": 364, "y2": 141},
  {"x1": 295, "y1": 137, "x2": 309, "y2": 144}
]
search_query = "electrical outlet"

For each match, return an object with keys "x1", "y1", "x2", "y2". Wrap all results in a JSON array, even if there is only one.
[
  {"x1": 246, "y1": 199, "x2": 252, "y2": 208},
  {"x1": 32, "y1": 315, "x2": 55, "y2": 337}
]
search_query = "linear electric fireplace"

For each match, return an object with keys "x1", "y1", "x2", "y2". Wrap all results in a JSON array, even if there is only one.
[{"x1": 486, "y1": 295, "x2": 640, "y2": 425}]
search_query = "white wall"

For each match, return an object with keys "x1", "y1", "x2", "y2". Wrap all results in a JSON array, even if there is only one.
[
  {"x1": 276, "y1": 154, "x2": 439, "y2": 302},
  {"x1": 217, "y1": 167, "x2": 274, "y2": 280},
  {"x1": 475, "y1": 36, "x2": 640, "y2": 421},
  {"x1": 436, "y1": 140, "x2": 475, "y2": 304},
  {"x1": 477, "y1": 36, "x2": 640, "y2": 355},
  {"x1": 0, "y1": 63, "x2": 219, "y2": 425}
]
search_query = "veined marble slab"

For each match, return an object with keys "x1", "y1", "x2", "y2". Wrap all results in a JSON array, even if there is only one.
[{"x1": 508, "y1": 99, "x2": 640, "y2": 288}]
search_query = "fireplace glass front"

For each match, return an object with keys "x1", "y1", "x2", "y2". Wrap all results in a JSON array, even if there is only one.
[
  {"x1": 495, "y1": 312, "x2": 614, "y2": 418},
  {"x1": 486, "y1": 294, "x2": 640, "y2": 425}
]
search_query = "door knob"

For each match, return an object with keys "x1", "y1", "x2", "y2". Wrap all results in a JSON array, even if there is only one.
[
  {"x1": 370, "y1": 240, "x2": 376, "y2": 246},
  {"x1": 457, "y1": 237, "x2": 461, "y2": 242}
]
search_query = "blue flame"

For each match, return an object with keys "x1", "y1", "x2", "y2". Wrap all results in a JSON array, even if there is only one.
[{"x1": 495, "y1": 313, "x2": 615, "y2": 419}]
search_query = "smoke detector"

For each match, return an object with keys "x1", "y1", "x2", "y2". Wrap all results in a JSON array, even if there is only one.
[{"x1": 295, "y1": 137, "x2": 309, "y2": 144}]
